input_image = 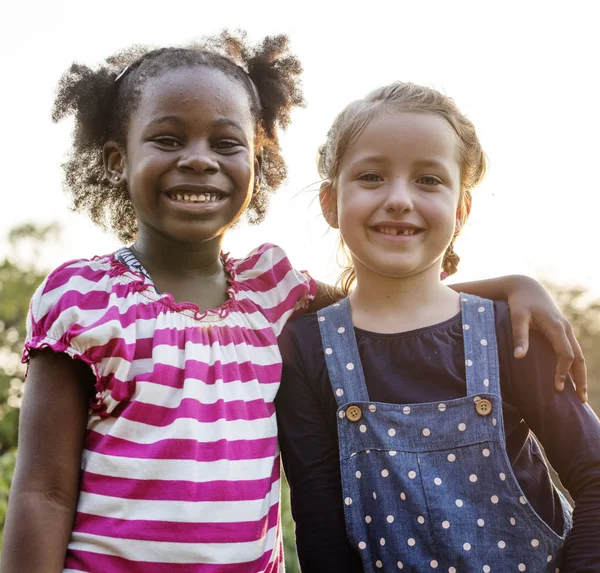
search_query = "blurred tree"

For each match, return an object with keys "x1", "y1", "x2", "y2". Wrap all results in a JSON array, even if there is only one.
[
  {"x1": 542, "y1": 282, "x2": 600, "y2": 414},
  {"x1": 0, "y1": 222, "x2": 59, "y2": 547}
]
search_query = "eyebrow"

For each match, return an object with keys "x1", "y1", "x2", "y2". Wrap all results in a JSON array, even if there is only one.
[
  {"x1": 353, "y1": 156, "x2": 450, "y2": 170},
  {"x1": 211, "y1": 118, "x2": 246, "y2": 132},
  {"x1": 145, "y1": 115, "x2": 185, "y2": 128},
  {"x1": 352, "y1": 155, "x2": 389, "y2": 165},
  {"x1": 144, "y1": 116, "x2": 246, "y2": 133}
]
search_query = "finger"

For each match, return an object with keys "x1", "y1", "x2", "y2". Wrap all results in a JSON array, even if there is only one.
[
  {"x1": 566, "y1": 328, "x2": 588, "y2": 402},
  {"x1": 510, "y1": 310, "x2": 530, "y2": 359},
  {"x1": 543, "y1": 320, "x2": 575, "y2": 392}
]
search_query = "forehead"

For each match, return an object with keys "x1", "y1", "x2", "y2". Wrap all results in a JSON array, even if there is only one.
[
  {"x1": 345, "y1": 111, "x2": 460, "y2": 165},
  {"x1": 134, "y1": 66, "x2": 254, "y2": 128}
]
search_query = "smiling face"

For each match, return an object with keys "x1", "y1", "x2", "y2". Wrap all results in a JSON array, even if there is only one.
[
  {"x1": 330, "y1": 110, "x2": 462, "y2": 283},
  {"x1": 107, "y1": 66, "x2": 259, "y2": 247}
]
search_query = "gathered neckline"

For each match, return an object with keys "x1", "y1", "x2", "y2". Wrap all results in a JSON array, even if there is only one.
[{"x1": 106, "y1": 247, "x2": 240, "y2": 321}]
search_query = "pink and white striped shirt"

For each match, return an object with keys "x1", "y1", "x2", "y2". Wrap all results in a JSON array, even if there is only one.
[{"x1": 23, "y1": 243, "x2": 316, "y2": 573}]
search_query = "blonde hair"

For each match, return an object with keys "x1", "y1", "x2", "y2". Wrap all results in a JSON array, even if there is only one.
[{"x1": 318, "y1": 82, "x2": 487, "y2": 294}]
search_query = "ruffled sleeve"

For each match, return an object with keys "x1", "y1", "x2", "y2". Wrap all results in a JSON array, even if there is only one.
[
  {"x1": 229, "y1": 243, "x2": 317, "y2": 336},
  {"x1": 22, "y1": 257, "x2": 118, "y2": 410}
]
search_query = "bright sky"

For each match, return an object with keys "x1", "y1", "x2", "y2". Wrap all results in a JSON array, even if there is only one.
[{"x1": 2, "y1": 0, "x2": 598, "y2": 295}]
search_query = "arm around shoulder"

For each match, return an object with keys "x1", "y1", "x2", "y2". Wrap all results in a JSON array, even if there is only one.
[{"x1": 0, "y1": 350, "x2": 94, "y2": 573}]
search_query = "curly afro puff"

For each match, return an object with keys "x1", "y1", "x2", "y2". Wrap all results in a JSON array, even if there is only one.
[{"x1": 52, "y1": 31, "x2": 304, "y2": 243}]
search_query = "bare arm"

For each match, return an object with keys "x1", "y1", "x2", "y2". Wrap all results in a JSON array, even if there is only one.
[
  {"x1": 0, "y1": 351, "x2": 94, "y2": 573},
  {"x1": 451, "y1": 274, "x2": 587, "y2": 401}
]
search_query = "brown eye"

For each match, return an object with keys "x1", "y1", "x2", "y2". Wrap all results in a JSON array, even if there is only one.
[
  {"x1": 417, "y1": 176, "x2": 442, "y2": 186},
  {"x1": 214, "y1": 140, "x2": 242, "y2": 152},
  {"x1": 358, "y1": 172, "x2": 383, "y2": 182},
  {"x1": 154, "y1": 137, "x2": 180, "y2": 149}
]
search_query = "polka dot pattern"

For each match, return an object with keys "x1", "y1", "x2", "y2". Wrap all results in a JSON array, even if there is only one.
[{"x1": 319, "y1": 298, "x2": 567, "y2": 572}]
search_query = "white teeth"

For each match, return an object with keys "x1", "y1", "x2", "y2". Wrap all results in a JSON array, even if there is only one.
[
  {"x1": 170, "y1": 192, "x2": 220, "y2": 202},
  {"x1": 377, "y1": 226, "x2": 416, "y2": 236}
]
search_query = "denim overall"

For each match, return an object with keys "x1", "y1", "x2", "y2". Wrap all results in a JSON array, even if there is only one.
[{"x1": 317, "y1": 295, "x2": 572, "y2": 573}]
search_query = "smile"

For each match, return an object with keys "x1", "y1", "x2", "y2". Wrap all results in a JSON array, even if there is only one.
[
  {"x1": 374, "y1": 226, "x2": 422, "y2": 236},
  {"x1": 165, "y1": 192, "x2": 223, "y2": 203}
]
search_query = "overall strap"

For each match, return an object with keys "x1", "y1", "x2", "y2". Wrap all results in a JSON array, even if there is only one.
[
  {"x1": 460, "y1": 294, "x2": 502, "y2": 397},
  {"x1": 317, "y1": 298, "x2": 370, "y2": 407}
]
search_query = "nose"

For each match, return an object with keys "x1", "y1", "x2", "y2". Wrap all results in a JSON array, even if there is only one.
[
  {"x1": 177, "y1": 142, "x2": 219, "y2": 173},
  {"x1": 383, "y1": 178, "x2": 414, "y2": 213}
]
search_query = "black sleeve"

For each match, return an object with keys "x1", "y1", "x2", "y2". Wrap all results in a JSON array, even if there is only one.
[
  {"x1": 498, "y1": 308, "x2": 600, "y2": 573},
  {"x1": 276, "y1": 319, "x2": 364, "y2": 573}
]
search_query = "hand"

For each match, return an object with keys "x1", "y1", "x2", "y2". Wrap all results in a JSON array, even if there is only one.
[{"x1": 507, "y1": 276, "x2": 587, "y2": 402}]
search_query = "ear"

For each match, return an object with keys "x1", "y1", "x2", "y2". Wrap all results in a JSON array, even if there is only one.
[
  {"x1": 253, "y1": 153, "x2": 263, "y2": 193},
  {"x1": 103, "y1": 140, "x2": 127, "y2": 186},
  {"x1": 319, "y1": 182, "x2": 339, "y2": 229}
]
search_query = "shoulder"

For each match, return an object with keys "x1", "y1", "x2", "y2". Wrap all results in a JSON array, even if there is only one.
[
  {"x1": 279, "y1": 313, "x2": 321, "y2": 360},
  {"x1": 30, "y1": 255, "x2": 117, "y2": 319},
  {"x1": 229, "y1": 244, "x2": 316, "y2": 332},
  {"x1": 228, "y1": 243, "x2": 290, "y2": 278},
  {"x1": 26, "y1": 252, "x2": 140, "y2": 343},
  {"x1": 280, "y1": 312, "x2": 321, "y2": 348}
]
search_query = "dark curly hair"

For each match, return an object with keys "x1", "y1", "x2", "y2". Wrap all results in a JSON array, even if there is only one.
[{"x1": 52, "y1": 31, "x2": 304, "y2": 243}]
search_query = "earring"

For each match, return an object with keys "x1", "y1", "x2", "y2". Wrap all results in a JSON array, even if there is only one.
[{"x1": 114, "y1": 175, "x2": 121, "y2": 183}]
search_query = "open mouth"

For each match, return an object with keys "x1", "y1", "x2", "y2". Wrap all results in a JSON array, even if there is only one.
[
  {"x1": 374, "y1": 226, "x2": 422, "y2": 236},
  {"x1": 165, "y1": 191, "x2": 225, "y2": 203}
]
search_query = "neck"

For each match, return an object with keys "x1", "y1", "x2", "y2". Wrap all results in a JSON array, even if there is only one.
[
  {"x1": 132, "y1": 229, "x2": 224, "y2": 279},
  {"x1": 349, "y1": 261, "x2": 460, "y2": 333}
]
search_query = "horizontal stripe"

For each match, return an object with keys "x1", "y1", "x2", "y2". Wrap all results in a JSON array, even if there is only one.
[
  {"x1": 236, "y1": 254, "x2": 299, "y2": 294},
  {"x1": 27, "y1": 245, "x2": 306, "y2": 570},
  {"x1": 263, "y1": 281, "x2": 315, "y2": 336},
  {"x1": 85, "y1": 431, "x2": 278, "y2": 462},
  {"x1": 129, "y1": 378, "x2": 278, "y2": 410},
  {"x1": 82, "y1": 448, "x2": 278, "y2": 482},
  {"x1": 80, "y1": 467, "x2": 280, "y2": 502},
  {"x1": 99, "y1": 361, "x2": 282, "y2": 395},
  {"x1": 68, "y1": 524, "x2": 279, "y2": 564},
  {"x1": 64, "y1": 547, "x2": 278, "y2": 573},
  {"x1": 116, "y1": 397, "x2": 274, "y2": 426},
  {"x1": 73, "y1": 502, "x2": 280, "y2": 543},
  {"x1": 231, "y1": 243, "x2": 282, "y2": 275},
  {"x1": 89, "y1": 410, "x2": 277, "y2": 446},
  {"x1": 76, "y1": 478, "x2": 280, "y2": 523},
  {"x1": 41, "y1": 259, "x2": 105, "y2": 295}
]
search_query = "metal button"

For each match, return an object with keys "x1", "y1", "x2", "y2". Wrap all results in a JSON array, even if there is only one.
[
  {"x1": 346, "y1": 405, "x2": 363, "y2": 422},
  {"x1": 476, "y1": 399, "x2": 493, "y2": 416}
]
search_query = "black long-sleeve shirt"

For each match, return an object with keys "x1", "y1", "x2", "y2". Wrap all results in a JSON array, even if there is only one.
[{"x1": 277, "y1": 301, "x2": 600, "y2": 573}]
